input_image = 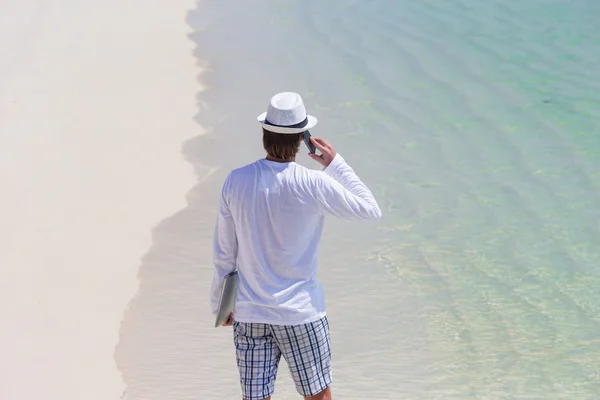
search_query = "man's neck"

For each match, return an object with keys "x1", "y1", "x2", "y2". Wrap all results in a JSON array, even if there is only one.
[{"x1": 265, "y1": 155, "x2": 295, "y2": 163}]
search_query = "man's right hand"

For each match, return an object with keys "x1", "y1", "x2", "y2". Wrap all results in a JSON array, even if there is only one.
[{"x1": 308, "y1": 137, "x2": 337, "y2": 168}]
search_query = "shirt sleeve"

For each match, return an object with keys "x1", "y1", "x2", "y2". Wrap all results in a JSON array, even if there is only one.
[
  {"x1": 209, "y1": 174, "x2": 238, "y2": 316},
  {"x1": 311, "y1": 153, "x2": 382, "y2": 220}
]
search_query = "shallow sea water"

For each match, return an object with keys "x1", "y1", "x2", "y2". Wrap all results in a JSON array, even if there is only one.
[{"x1": 184, "y1": 0, "x2": 600, "y2": 398}]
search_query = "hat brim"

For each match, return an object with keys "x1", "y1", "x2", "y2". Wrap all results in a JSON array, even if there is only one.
[{"x1": 257, "y1": 112, "x2": 318, "y2": 134}]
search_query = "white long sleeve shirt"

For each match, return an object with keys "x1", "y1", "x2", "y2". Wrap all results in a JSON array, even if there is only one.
[{"x1": 210, "y1": 153, "x2": 381, "y2": 325}]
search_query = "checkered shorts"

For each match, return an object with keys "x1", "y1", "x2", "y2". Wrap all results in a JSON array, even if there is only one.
[{"x1": 233, "y1": 316, "x2": 332, "y2": 400}]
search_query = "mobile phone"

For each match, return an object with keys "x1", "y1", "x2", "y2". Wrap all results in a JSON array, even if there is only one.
[{"x1": 303, "y1": 130, "x2": 317, "y2": 154}]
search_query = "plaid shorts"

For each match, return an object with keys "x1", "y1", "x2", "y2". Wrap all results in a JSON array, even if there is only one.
[{"x1": 233, "y1": 316, "x2": 332, "y2": 400}]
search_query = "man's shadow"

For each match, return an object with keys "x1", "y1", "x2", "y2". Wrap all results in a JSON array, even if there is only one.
[
  {"x1": 112, "y1": 3, "x2": 271, "y2": 399},
  {"x1": 113, "y1": 126, "x2": 240, "y2": 400}
]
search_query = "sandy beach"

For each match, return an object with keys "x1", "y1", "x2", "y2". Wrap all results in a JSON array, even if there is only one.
[{"x1": 1, "y1": 0, "x2": 199, "y2": 398}]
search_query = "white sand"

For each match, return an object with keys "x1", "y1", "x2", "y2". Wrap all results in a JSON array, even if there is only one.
[{"x1": 0, "y1": 0, "x2": 200, "y2": 399}]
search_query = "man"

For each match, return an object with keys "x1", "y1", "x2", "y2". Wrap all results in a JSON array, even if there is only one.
[{"x1": 210, "y1": 92, "x2": 381, "y2": 400}]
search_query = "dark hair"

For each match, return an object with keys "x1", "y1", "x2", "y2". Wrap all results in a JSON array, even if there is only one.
[{"x1": 262, "y1": 128, "x2": 304, "y2": 160}]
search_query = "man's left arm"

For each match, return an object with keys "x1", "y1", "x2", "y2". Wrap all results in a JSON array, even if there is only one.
[{"x1": 209, "y1": 175, "x2": 238, "y2": 316}]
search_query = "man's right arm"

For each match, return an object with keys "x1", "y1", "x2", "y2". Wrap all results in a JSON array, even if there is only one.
[
  {"x1": 310, "y1": 153, "x2": 382, "y2": 220},
  {"x1": 305, "y1": 137, "x2": 381, "y2": 221}
]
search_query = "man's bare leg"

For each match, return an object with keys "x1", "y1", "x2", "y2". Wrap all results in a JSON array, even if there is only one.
[
  {"x1": 305, "y1": 386, "x2": 332, "y2": 400},
  {"x1": 242, "y1": 387, "x2": 330, "y2": 400}
]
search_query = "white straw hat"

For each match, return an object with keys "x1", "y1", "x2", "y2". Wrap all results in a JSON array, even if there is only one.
[{"x1": 257, "y1": 92, "x2": 318, "y2": 134}]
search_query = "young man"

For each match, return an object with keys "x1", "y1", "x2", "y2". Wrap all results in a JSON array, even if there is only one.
[{"x1": 210, "y1": 92, "x2": 381, "y2": 400}]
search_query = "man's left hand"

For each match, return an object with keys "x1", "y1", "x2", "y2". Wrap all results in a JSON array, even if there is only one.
[{"x1": 222, "y1": 312, "x2": 233, "y2": 327}]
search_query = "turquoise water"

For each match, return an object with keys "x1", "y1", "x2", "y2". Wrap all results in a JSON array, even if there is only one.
[{"x1": 184, "y1": 1, "x2": 600, "y2": 398}]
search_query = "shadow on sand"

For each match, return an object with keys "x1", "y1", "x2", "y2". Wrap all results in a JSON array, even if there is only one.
[{"x1": 112, "y1": 2, "x2": 251, "y2": 399}]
